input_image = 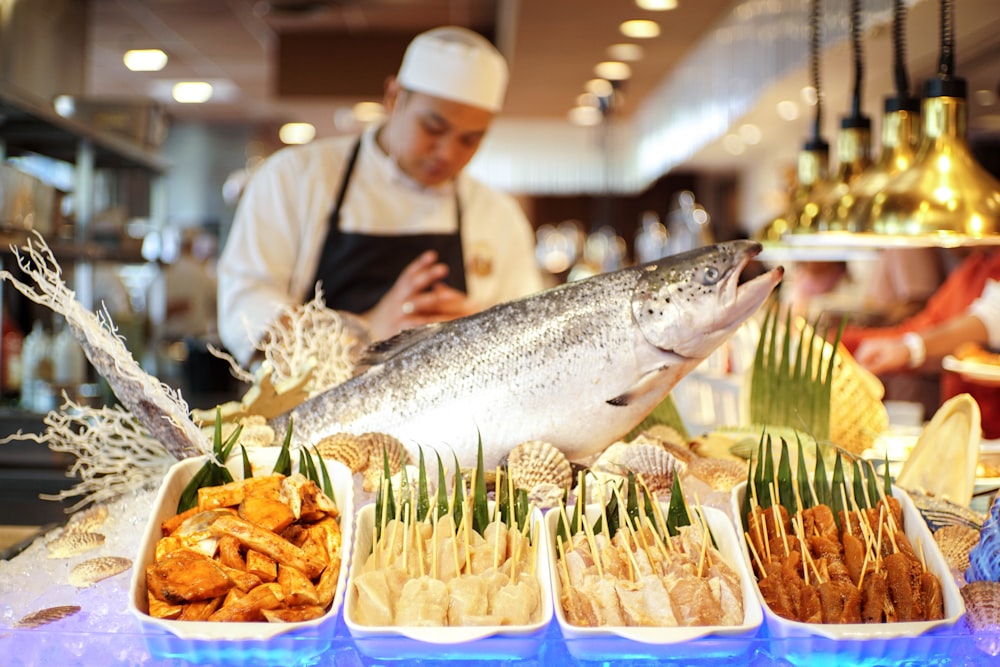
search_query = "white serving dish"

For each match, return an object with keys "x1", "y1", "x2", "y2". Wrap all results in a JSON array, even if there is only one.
[
  {"x1": 730, "y1": 481, "x2": 966, "y2": 665},
  {"x1": 128, "y1": 447, "x2": 354, "y2": 664},
  {"x1": 545, "y1": 502, "x2": 763, "y2": 661},
  {"x1": 344, "y1": 502, "x2": 552, "y2": 660}
]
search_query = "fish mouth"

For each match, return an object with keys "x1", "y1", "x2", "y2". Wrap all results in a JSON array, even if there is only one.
[{"x1": 719, "y1": 246, "x2": 784, "y2": 330}]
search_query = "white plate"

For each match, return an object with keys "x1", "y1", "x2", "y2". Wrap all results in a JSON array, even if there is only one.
[
  {"x1": 128, "y1": 447, "x2": 354, "y2": 663},
  {"x1": 344, "y1": 502, "x2": 552, "y2": 659},
  {"x1": 943, "y1": 355, "x2": 1000, "y2": 383},
  {"x1": 546, "y1": 503, "x2": 763, "y2": 661},
  {"x1": 729, "y1": 482, "x2": 964, "y2": 663}
]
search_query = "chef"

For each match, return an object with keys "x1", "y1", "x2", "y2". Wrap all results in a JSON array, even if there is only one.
[{"x1": 217, "y1": 26, "x2": 544, "y2": 367}]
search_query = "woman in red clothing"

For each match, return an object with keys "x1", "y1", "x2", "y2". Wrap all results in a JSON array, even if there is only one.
[{"x1": 845, "y1": 249, "x2": 1000, "y2": 436}]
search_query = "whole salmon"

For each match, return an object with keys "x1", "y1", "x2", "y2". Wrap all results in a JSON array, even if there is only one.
[{"x1": 273, "y1": 240, "x2": 782, "y2": 468}]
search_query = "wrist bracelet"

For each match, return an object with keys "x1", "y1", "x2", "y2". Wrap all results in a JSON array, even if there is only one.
[{"x1": 902, "y1": 332, "x2": 926, "y2": 368}]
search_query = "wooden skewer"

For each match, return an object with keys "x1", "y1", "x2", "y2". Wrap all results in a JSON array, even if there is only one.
[
  {"x1": 556, "y1": 536, "x2": 571, "y2": 588},
  {"x1": 431, "y1": 504, "x2": 439, "y2": 581},
  {"x1": 768, "y1": 483, "x2": 790, "y2": 558},
  {"x1": 745, "y1": 530, "x2": 767, "y2": 575}
]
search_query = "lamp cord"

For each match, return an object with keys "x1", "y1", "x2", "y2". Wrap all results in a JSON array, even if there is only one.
[
  {"x1": 849, "y1": 0, "x2": 863, "y2": 119},
  {"x1": 938, "y1": 0, "x2": 954, "y2": 80},
  {"x1": 892, "y1": 0, "x2": 911, "y2": 99},
  {"x1": 810, "y1": 0, "x2": 823, "y2": 142}
]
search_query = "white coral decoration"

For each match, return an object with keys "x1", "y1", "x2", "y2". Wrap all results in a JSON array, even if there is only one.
[
  {"x1": 0, "y1": 232, "x2": 209, "y2": 459},
  {"x1": 215, "y1": 286, "x2": 363, "y2": 395},
  {"x1": 1, "y1": 397, "x2": 176, "y2": 512}
]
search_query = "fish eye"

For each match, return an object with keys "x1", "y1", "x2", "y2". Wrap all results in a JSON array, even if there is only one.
[{"x1": 697, "y1": 265, "x2": 721, "y2": 285}]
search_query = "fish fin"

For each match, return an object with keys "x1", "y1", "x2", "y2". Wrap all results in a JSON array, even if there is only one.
[
  {"x1": 605, "y1": 364, "x2": 676, "y2": 407},
  {"x1": 361, "y1": 323, "x2": 444, "y2": 366}
]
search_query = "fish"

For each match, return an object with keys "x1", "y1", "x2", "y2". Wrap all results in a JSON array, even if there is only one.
[{"x1": 273, "y1": 240, "x2": 782, "y2": 470}]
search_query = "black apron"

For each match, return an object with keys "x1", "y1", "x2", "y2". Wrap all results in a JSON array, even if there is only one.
[{"x1": 312, "y1": 139, "x2": 466, "y2": 314}]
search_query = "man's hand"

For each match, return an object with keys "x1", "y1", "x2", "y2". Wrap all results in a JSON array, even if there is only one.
[
  {"x1": 364, "y1": 250, "x2": 476, "y2": 340},
  {"x1": 854, "y1": 337, "x2": 911, "y2": 375}
]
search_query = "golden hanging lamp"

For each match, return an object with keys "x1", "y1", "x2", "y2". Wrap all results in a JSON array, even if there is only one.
[
  {"x1": 843, "y1": 96, "x2": 920, "y2": 232},
  {"x1": 815, "y1": 0, "x2": 872, "y2": 233},
  {"x1": 856, "y1": 0, "x2": 1000, "y2": 245}
]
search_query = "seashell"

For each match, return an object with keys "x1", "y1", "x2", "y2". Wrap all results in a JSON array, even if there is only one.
[
  {"x1": 641, "y1": 424, "x2": 689, "y2": 449},
  {"x1": 315, "y1": 432, "x2": 369, "y2": 473},
  {"x1": 686, "y1": 456, "x2": 748, "y2": 492},
  {"x1": 908, "y1": 490, "x2": 985, "y2": 533},
  {"x1": 961, "y1": 580, "x2": 1000, "y2": 656},
  {"x1": 506, "y1": 440, "x2": 572, "y2": 494},
  {"x1": 934, "y1": 524, "x2": 981, "y2": 577},
  {"x1": 68, "y1": 556, "x2": 132, "y2": 588},
  {"x1": 527, "y1": 482, "x2": 566, "y2": 509},
  {"x1": 46, "y1": 531, "x2": 105, "y2": 559},
  {"x1": 967, "y1": 495, "x2": 1000, "y2": 583},
  {"x1": 593, "y1": 441, "x2": 684, "y2": 495},
  {"x1": 359, "y1": 432, "x2": 411, "y2": 492},
  {"x1": 632, "y1": 431, "x2": 696, "y2": 464},
  {"x1": 897, "y1": 393, "x2": 981, "y2": 506},
  {"x1": 12, "y1": 605, "x2": 82, "y2": 629},
  {"x1": 64, "y1": 504, "x2": 109, "y2": 534}
]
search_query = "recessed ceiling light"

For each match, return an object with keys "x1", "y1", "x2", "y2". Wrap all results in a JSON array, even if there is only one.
[
  {"x1": 636, "y1": 0, "x2": 678, "y2": 10},
  {"x1": 172, "y1": 81, "x2": 213, "y2": 103},
  {"x1": 352, "y1": 101, "x2": 385, "y2": 123},
  {"x1": 585, "y1": 78, "x2": 614, "y2": 97},
  {"x1": 577, "y1": 92, "x2": 601, "y2": 108},
  {"x1": 739, "y1": 123, "x2": 762, "y2": 145},
  {"x1": 568, "y1": 106, "x2": 603, "y2": 126},
  {"x1": 620, "y1": 20, "x2": 660, "y2": 39},
  {"x1": 800, "y1": 86, "x2": 818, "y2": 106},
  {"x1": 124, "y1": 49, "x2": 168, "y2": 72},
  {"x1": 776, "y1": 100, "x2": 799, "y2": 121},
  {"x1": 279, "y1": 122, "x2": 316, "y2": 145},
  {"x1": 53, "y1": 95, "x2": 75, "y2": 117},
  {"x1": 607, "y1": 43, "x2": 644, "y2": 62},
  {"x1": 974, "y1": 88, "x2": 996, "y2": 107},
  {"x1": 723, "y1": 134, "x2": 745, "y2": 155},
  {"x1": 594, "y1": 61, "x2": 632, "y2": 81}
]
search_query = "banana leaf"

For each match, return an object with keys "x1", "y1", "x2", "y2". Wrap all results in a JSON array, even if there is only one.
[
  {"x1": 240, "y1": 445, "x2": 252, "y2": 480},
  {"x1": 593, "y1": 485, "x2": 620, "y2": 537},
  {"x1": 777, "y1": 438, "x2": 795, "y2": 516},
  {"x1": 451, "y1": 453, "x2": 465, "y2": 531},
  {"x1": 625, "y1": 472, "x2": 641, "y2": 529},
  {"x1": 471, "y1": 437, "x2": 489, "y2": 536},
  {"x1": 416, "y1": 448, "x2": 430, "y2": 521},
  {"x1": 830, "y1": 453, "x2": 847, "y2": 531},
  {"x1": 796, "y1": 434, "x2": 814, "y2": 510},
  {"x1": 435, "y1": 452, "x2": 449, "y2": 519},
  {"x1": 314, "y1": 446, "x2": 335, "y2": 501},
  {"x1": 851, "y1": 460, "x2": 869, "y2": 510},
  {"x1": 813, "y1": 443, "x2": 831, "y2": 509},
  {"x1": 625, "y1": 393, "x2": 690, "y2": 442},
  {"x1": 272, "y1": 420, "x2": 293, "y2": 476},
  {"x1": 666, "y1": 474, "x2": 691, "y2": 536}
]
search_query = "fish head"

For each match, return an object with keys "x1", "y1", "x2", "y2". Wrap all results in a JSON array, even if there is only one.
[{"x1": 631, "y1": 240, "x2": 783, "y2": 359}]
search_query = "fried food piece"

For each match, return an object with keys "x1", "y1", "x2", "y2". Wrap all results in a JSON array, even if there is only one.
[
  {"x1": 218, "y1": 535, "x2": 245, "y2": 571},
  {"x1": 198, "y1": 475, "x2": 284, "y2": 511},
  {"x1": 146, "y1": 548, "x2": 234, "y2": 604},
  {"x1": 280, "y1": 474, "x2": 338, "y2": 521},
  {"x1": 208, "y1": 582, "x2": 284, "y2": 622},
  {"x1": 246, "y1": 550, "x2": 278, "y2": 583},
  {"x1": 278, "y1": 564, "x2": 320, "y2": 606},
  {"x1": 161, "y1": 506, "x2": 201, "y2": 537},
  {"x1": 147, "y1": 592, "x2": 183, "y2": 620},
  {"x1": 210, "y1": 514, "x2": 325, "y2": 579},
  {"x1": 239, "y1": 495, "x2": 296, "y2": 534},
  {"x1": 178, "y1": 597, "x2": 223, "y2": 621}
]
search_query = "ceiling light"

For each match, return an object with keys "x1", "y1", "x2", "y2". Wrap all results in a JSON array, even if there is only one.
[
  {"x1": 776, "y1": 100, "x2": 799, "y2": 120},
  {"x1": 123, "y1": 49, "x2": 168, "y2": 72},
  {"x1": 974, "y1": 88, "x2": 996, "y2": 107},
  {"x1": 576, "y1": 92, "x2": 600, "y2": 108},
  {"x1": 723, "y1": 134, "x2": 745, "y2": 155},
  {"x1": 636, "y1": 0, "x2": 678, "y2": 10},
  {"x1": 279, "y1": 122, "x2": 316, "y2": 145},
  {"x1": 172, "y1": 81, "x2": 213, "y2": 103},
  {"x1": 352, "y1": 101, "x2": 385, "y2": 123},
  {"x1": 568, "y1": 106, "x2": 603, "y2": 127},
  {"x1": 739, "y1": 123, "x2": 762, "y2": 145},
  {"x1": 53, "y1": 95, "x2": 75, "y2": 118},
  {"x1": 800, "y1": 85, "x2": 818, "y2": 106},
  {"x1": 619, "y1": 20, "x2": 660, "y2": 39},
  {"x1": 606, "y1": 43, "x2": 644, "y2": 62},
  {"x1": 594, "y1": 61, "x2": 631, "y2": 81},
  {"x1": 585, "y1": 78, "x2": 614, "y2": 97}
]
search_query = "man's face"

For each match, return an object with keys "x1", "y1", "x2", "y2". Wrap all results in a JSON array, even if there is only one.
[{"x1": 381, "y1": 88, "x2": 495, "y2": 188}]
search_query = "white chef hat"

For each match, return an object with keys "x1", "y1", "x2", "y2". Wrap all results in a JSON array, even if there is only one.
[{"x1": 396, "y1": 26, "x2": 509, "y2": 113}]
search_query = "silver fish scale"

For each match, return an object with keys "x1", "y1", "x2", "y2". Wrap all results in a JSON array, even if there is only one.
[{"x1": 279, "y1": 241, "x2": 780, "y2": 469}]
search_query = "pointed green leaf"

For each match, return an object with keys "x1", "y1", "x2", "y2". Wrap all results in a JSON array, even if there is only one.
[
  {"x1": 416, "y1": 448, "x2": 430, "y2": 521},
  {"x1": 273, "y1": 419, "x2": 293, "y2": 476},
  {"x1": 831, "y1": 453, "x2": 847, "y2": 531},
  {"x1": 472, "y1": 435, "x2": 489, "y2": 536},
  {"x1": 666, "y1": 474, "x2": 690, "y2": 536},
  {"x1": 795, "y1": 434, "x2": 813, "y2": 510},
  {"x1": 777, "y1": 438, "x2": 795, "y2": 516},
  {"x1": 314, "y1": 447, "x2": 335, "y2": 501},
  {"x1": 435, "y1": 452, "x2": 449, "y2": 519},
  {"x1": 240, "y1": 445, "x2": 252, "y2": 480}
]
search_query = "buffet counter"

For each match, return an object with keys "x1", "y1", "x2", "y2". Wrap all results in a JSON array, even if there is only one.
[{"x1": 2, "y1": 480, "x2": 997, "y2": 667}]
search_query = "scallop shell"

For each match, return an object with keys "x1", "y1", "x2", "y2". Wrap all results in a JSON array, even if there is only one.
[
  {"x1": 685, "y1": 456, "x2": 748, "y2": 492},
  {"x1": 68, "y1": 556, "x2": 132, "y2": 588},
  {"x1": 909, "y1": 490, "x2": 985, "y2": 533},
  {"x1": 934, "y1": 524, "x2": 981, "y2": 577},
  {"x1": 359, "y1": 432, "x2": 411, "y2": 492},
  {"x1": 12, "y1": 605, "x2": 82, "y2": 629},
  {"x1": 315, "y1": 432, "x2": 369, "y2": 473},
  {"x1": 506, "y1": 440, "x2": 572, "y2": 493},
  {"x1": 593, "y1": 441, "x2": 684, "y2": 495},
  {"x1": 641, "y1": 424, "x2": 690, "y2": 449},
  {"x1": 46, "y1": 531, "x2": 105, "y2": 559},
  {"x1": 961, "y1": 580, "x2": 1000, "y2": 656},
  {"x1": 64, "y1": 504, "x2": 109, "y2": 534}
]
